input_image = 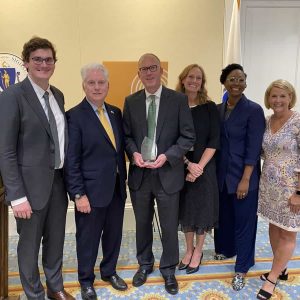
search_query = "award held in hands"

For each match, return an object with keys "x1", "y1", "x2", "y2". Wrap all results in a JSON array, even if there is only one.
[
  {"x1": 142, "y1": 95, "x2": 157, "y2": 163},
  {"x1": 141, "y1": 137, "x2": 157, "y2": 162}
]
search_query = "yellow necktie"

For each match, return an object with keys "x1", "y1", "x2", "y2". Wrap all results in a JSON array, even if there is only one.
[{"x1": 97, "y1": 108, "x2": 116, "y2": 149}]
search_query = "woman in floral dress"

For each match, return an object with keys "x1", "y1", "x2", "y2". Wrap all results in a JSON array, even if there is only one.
[{"x1": 257, "y1": 79, "x2": 300, "y2": 300}]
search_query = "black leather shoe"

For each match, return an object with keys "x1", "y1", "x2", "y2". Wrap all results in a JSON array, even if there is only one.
[
  {"x1": 81, "y1": 286, "x2": 97, "y2": 300},
  {"x1": 47, "y1": 289, "x2": 74, "y2": 300},
  {"x1": 132, "y1": 268, "x2": 153, "y2": 287},
  {"x1": 163, "y1": 275, "x2": 178, "y2": 295},
  {"x1": 101, "y1": 274, "x2": 128, "y2": 291}
]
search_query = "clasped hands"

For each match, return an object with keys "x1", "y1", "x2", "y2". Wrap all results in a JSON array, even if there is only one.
[
  {"x1": 186, "y1": 163, "x2": 203, "y2": 182},
  {"x1": 133, "y1": 152, "x2": 167, "y2": 169}
]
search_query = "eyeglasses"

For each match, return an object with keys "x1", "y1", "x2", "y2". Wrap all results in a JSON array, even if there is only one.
[
  {"x1": 226, "y1": 77, "x2": 246, "y2": 84},
  {"x1": 139, "y1": 65, "x2": 158, "y2": 73},
  {"x1": 31, "y1": 56, "x2": 56, "y2": 65}
]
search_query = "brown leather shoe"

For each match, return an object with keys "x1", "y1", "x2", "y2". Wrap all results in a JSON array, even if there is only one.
[{"x1": 47, "y1": 289, "x2": 75, "y2": 300}]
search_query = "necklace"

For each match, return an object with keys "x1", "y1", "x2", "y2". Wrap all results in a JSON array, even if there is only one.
[{"x1": 227, "y1": 101, "x2": 235, "y2": 108}]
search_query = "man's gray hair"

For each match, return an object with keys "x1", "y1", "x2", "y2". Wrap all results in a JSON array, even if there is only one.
[{"x1": 81, "y1": 63, "x2": 109, "y2": 81}]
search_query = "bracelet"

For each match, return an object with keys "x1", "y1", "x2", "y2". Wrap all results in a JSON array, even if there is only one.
[{"x1": 184, "y1": 158, "x2": 190, "y2": 165}]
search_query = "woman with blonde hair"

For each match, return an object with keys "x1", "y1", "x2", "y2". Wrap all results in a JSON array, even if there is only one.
[
  {"x1": 257, "y1": 79, "x2": 300, "y2": 299},
  {"x1": 176, "y1": 64, "x2": 220, "y2": 274}
]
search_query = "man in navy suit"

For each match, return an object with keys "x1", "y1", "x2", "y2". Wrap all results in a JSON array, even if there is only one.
[
  {"x1": 65, "y1": 63, "x2": 128, "y2": 299},
  {"x1": 123, "y1": 53, "x2": 195, "y2": 295}
]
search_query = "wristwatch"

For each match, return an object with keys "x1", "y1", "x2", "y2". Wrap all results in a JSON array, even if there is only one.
[
  {"x1": 296, "y1": 191, "x2": 300, "y2": 196},
  {"x1": 74, "y1": 193, "x2": 84, "y2": 200}
]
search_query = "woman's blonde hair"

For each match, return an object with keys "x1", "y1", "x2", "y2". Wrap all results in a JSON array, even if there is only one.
[
  {"x1": 176, "y1": 64, "x2": 210, "y2": 104},
  {"x1": 264, "y1": 79, "x2": 297, "y2": 109}
]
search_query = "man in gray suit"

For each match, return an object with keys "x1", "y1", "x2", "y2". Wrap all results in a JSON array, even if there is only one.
[
  {"x1": 123, "y1": 53, "x2": 195, "y2": 295},
  {"x1": 0, "y1": 37, "x2": 74, "y2": 300}
]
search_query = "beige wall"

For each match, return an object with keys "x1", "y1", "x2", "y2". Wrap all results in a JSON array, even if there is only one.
[{"x1": 1, "y1": 0, "x2": 224, "y2": 109}]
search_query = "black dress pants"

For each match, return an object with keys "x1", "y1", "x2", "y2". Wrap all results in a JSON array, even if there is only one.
[{"x1": 130, "y1": 169, "x2": 179, "y2": 276}]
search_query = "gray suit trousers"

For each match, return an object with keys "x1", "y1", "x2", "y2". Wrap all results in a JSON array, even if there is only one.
[{"x1": 16, "y1": 170, "x2": 68, "y2": 300}]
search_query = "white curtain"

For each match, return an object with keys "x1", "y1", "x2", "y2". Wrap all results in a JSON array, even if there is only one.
[{"x1": 223, "y1": 0, "x2": 242, "y2": 66}]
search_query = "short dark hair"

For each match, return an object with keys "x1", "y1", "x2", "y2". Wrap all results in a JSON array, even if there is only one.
[
  {"x1": 220, "y1": 63, "x2": 246, "y2": 84},
  {"x1": 22, "y1": 37, "x2": 57, "y2": 63}
]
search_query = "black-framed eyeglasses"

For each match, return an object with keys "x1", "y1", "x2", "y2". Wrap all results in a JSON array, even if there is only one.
[
  {"x1": 139, "y1": 65, "x2": 158, "y2": 73},
  {"x1": 31, "y1": 56, "x2": 56, "y2": 65},
  {"x1": 226, "y1": 77, "x2": 246, "y2": 84}
]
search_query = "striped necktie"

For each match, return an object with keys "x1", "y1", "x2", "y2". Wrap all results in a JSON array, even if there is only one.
[{"x1": 97, "y1": 108, "x2": 116, "y2": 149}]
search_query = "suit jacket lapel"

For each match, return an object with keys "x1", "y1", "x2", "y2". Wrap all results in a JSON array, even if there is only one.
[
  {"x1": 82, "y1": 99, "x2": 117, "y2": 150},
  {"x1": 155, "y1": 86, "x2": 168, "y2": 141},
  {"x1": 51, "y1": 86, "x2": 64, "y2": 112},
  {"x1": 82, "y1": 98, "x2": 104, "y2": 135},
  {"x1": 221, "y1": 95, "x2": 247, "y2": 140},
  {"x1": 137, "y1": 91, "x2": 147, "y2": 138},
  {"x1": 21, "y1": 77, "x2": 52, "y2": 138},
  {"x1": 225, "y1": 95, "x2": 247, "y2": 124}
]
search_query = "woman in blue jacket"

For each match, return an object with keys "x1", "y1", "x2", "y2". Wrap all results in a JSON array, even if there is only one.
[{"x1": 214, "y1": 64, "x2": 265, "y2": 291}]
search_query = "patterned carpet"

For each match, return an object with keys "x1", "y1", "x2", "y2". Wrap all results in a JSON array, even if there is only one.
[{"x1": 8, "y1": 218, "x2": 300, "y2": 299}]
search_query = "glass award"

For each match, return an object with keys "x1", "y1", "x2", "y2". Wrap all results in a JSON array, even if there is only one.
[{"x1": 141, "y1": 136, "x2": 157, "y2": 163}]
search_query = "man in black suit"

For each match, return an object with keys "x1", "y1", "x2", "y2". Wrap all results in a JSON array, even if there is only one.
[
  {"x1": 0, "y1": 37, "x2": 73, "y2": 300},
  {"x1": 64, "y1": 63, "x2": 128, "y2": 300},
  {"x1": 123, "y1": 53, "x2": 195, "y2": 295}
]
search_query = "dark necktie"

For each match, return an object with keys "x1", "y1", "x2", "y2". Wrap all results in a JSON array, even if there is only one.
[
  {"x1": 147, "y1": 95, "x2": 156, "y2": 140},
  {"x1": 43, "y1": 91, "x2": 61, "y2": 168}
]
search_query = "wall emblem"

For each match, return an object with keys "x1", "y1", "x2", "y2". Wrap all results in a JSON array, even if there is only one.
[{"x1": 0, "y1": 53, "x2": 27, "y2": 92}]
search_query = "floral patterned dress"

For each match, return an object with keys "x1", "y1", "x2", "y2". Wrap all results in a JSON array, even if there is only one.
[{"x1": 258, "y1": 111, "x2": 300, "y2": 231}]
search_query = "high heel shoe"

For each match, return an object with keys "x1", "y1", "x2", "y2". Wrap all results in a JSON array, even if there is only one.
[
  {"x1": 178, "y1": 249, "x2": 194, "y2": 270},
  {"x1": 260, "y1": 268, "x2": 288, "y2": 281},
  {"x1": 178, "y1": 260, "x2": 190, "y2": 270},
  {"x1": 186, "y1": 253, "x2": 203, "y2": 274},
  {"x1": 257, "y1": 277, "x2": 277, "y2": 299}
]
